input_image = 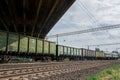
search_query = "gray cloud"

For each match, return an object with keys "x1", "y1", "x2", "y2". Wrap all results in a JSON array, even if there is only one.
[{"x1": 48, "y1": 0, "x2": 120, "y2": 52}]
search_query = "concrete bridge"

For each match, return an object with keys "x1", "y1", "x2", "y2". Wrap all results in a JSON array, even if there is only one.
[{"x1": 0, "y1": 0, "x2": 75, "y2": 39}]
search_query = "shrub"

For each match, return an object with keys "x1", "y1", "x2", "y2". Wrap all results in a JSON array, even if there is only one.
[{"x1": 106, "y1": 69, "x2": 113, "y2": 75}]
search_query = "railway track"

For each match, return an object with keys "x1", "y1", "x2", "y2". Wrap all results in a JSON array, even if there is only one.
[
  {"x1": 0, "y1": 60, "x2": 119, "y2": 80},
  {"x1": 0, "y1": 60, "x2": 114, "y2": 69},
  {"x1": 0, "y1": 61, "x2": 82, "y2": 70}
]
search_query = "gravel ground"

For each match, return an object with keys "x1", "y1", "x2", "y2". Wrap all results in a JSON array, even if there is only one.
[
  {"x1": 38, "y1": 61, "x2": 120, "y2": 80},
  {"x1": 0, "y1": 60, "x2": 120, "y2": 80}
]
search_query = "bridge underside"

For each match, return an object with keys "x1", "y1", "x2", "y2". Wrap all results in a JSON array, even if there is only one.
[{"x1": 0, "y1": 0, "x2": 75, "y2": 39}]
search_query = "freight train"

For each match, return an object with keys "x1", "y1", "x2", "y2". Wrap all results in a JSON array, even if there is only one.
[
  {"x1": 0, "y1": 30, "x2": 119, "y2": 62},
  {"x1": 56, "y1": 45, "x2": 118, "y2": 61}
]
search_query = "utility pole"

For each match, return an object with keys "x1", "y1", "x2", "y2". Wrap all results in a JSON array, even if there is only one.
[
  {"x1": 87, "y1": 45, "x2": 89, "y2": 50},
  {"x1": 116, "y1": 48, "x2": 120, "y2": 57},
  {"x1": 56, "y1": 34, "x2": 58, "y2": 45},
  {"x1": 106, "y1": 48, "x2": 108, "y2": 52},
  {"x1": 116, "y1": 48, "x2": 120, "y2": 52}
]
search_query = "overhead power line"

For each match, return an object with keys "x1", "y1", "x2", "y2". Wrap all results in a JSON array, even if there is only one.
[
  {"x1": 88, "y1": 42, "x2": 120, "y2": 47},
  {"x1": 77, "y1": 0, "x2": 113, "y2": 38},
  {"x1": 77, "y1": 0, "x2": 98, "y2": 25},
  {"x1": 47, "y1": 24, "x2": 120, "y2": 38},
  {"x1": 116, "y1": 48, "x2": 120, "y2": 51}
]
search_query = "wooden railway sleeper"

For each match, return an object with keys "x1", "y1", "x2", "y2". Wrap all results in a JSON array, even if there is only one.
[
  {"x1": 8, "y1": 66, "x2": 79, "y2": 77},
  {"x1": 0, "y1": 65, "x2": 104, "y2": 80},
  {"x1": 0, "y1": 66, "x2": 63, "y2": 78}
]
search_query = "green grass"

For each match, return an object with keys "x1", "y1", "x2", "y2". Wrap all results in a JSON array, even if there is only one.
[
  {"x1": 109, "y1": 75, "x2": 120, "y2": 80},
  {"x1": 106, "y1": 69, "x2": 114, "y2": 75},
  {"x1": 86, "y1": 64, "x2": 120, "y2": 80},
  {"x1": 87, "y1": 74, "x2": 98, "y2": 80}
]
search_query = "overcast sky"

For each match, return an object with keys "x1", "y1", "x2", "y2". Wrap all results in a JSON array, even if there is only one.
[{"x1": 47, "y1": 0, "x2": 120, "y2": 52}]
